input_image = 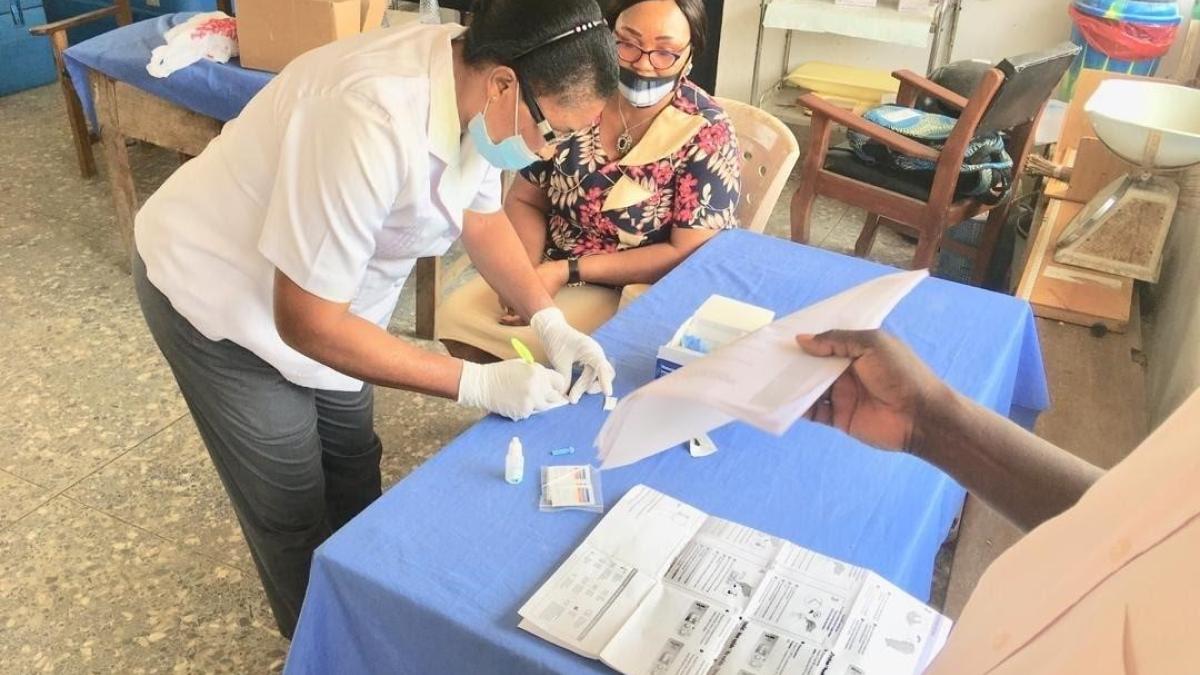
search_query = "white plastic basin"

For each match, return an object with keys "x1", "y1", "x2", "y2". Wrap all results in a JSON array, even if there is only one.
[{"x1": 1085, "y1": 79, "x2": 1200, "y2": 170}]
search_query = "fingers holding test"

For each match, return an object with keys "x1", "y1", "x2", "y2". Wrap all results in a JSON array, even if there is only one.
[
  {"x1": 595, "y1": 360, "x2": 615, "y2": 397},
  {"x1": 568, "y1": 365, "x2": 595, "y2": 404},
  {"x1": 796, "y1": 330, "x2": 878, "y2": 360},
  {"x1": 540, "y1": 385, "x2": 568, "y2": 411},
  {"x1": 542, "y1": 366, "x2": 568, "y2": 396}
]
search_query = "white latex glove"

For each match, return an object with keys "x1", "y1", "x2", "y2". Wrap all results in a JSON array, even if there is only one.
[
  {"x1": 457, "y1": 360, "x2": 568, "y2": 421},
  {"x1": 531, "y1": 307, "x2": 616, "y2": 403}
]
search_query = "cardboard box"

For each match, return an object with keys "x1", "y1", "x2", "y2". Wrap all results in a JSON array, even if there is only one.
[
  {"x1": 654, "y1": 296, "x2": 776, "y2": 378},
  {"x1": 238, "y1": 0, "x2": 387, "y2": 73}
]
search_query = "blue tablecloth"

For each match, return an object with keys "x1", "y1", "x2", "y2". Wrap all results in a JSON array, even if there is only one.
[
  {"x1": 63, "y1": 13, "x2": 271, "y2": 132},
  {"x1": 285, "y1": 230, "x2": 1049, "y2": 674}
]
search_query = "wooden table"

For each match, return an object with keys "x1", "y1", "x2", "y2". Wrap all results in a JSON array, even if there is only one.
[
  {"x1": 90, "y1": 71, "x2": 441, "y2": 339},
  {"x1": 1016, "y1": 195, "x2": 1133, "y2": 332}
]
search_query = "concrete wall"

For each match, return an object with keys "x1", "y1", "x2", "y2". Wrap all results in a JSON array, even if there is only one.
[
  {"x1": 715, "y1": 0, "x2": 1198, "y2": 104},
  {"x1": 1146, "y1": 168, "x2": 1200, "y2": 425}
]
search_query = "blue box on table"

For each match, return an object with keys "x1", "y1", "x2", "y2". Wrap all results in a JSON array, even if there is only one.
[{"x1": 654, "y1": 295, "x2": 776, "y2": 378}]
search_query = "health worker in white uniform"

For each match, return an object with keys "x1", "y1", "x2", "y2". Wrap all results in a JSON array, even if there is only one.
[{"x1": 131, "y1": 0, "x2": 620, "y2": 638}]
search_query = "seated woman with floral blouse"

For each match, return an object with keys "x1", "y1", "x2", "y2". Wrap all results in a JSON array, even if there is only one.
[{"x1": 437, "y1": 0, "x2": 741, "y2": 363}]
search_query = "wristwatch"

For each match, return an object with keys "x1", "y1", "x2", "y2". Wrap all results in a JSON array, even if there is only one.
[{"x1": 566, "y1": 257, "x2": 585, "y2": 287}]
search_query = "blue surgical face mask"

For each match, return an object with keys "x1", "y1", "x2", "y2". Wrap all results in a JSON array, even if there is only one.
[
  {"x1": 618, "y1": 66, "x2": 682, "y2": 108},
  {"x1": 468, "y1": 86, "x2": 540, "y2": 171}
]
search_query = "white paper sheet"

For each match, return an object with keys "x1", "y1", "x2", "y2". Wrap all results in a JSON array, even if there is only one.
[
  {"x1": 519, "y1": 485, "x2": 953, "y2": 675},
  {"x1": 596, "y1": 270, "x2": 928, "y2": 470}
]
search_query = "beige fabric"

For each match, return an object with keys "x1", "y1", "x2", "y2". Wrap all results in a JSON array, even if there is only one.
[
  {"x1": 928, "y1": 388, "x2": 1200, "y2": 674},
  {"x1": 602, "y1": 176, "x2": 657, "y2": 212},
  {"x1": 435, "y1": 275, "x2": 643, "y2": 362},
  {"x1": 616, "y1": 104, "x2": 707, "y2": 167}
]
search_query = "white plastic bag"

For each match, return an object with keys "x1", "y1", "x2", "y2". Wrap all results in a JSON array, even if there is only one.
[{"x1": 147, "y1": 12, "x2": 238, "y2": 79}]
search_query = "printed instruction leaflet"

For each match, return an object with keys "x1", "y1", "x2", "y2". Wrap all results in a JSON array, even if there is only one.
[{"x1": 519, "y1": 485, "x2": 951, "y2": 675}]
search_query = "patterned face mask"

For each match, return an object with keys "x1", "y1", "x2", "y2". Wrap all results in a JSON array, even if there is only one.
[{"x1": 617, "y1": 67, "x2": 683, "y2": 108}]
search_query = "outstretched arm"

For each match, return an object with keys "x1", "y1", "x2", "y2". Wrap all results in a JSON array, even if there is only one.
[{"x1": 799, "y1": 330, "x2": 1103, "y2": 532}]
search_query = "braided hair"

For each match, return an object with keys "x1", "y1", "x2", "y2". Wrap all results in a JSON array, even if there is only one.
[{"x1": 463, "y1": 0, "x2": 618, "y2": 104}]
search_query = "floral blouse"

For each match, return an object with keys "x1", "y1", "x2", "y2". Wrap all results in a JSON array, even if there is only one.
[{"x1": 520, "y1": 80, "x2": 741, "y2": 260}]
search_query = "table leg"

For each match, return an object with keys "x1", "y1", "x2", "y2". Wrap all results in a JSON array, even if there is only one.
[
  {"x1": 414, "y1": 256, "x2": 441, "y2": 341},
  {"x1": 94, "y1": 73, "x2": 138, "y2": 271},
  {"x1": 49, "y1": 31, "x2": 96, "y2": 179},
  {"x1": 781, "y1": 30, "x2": 793, "y2": 84}
]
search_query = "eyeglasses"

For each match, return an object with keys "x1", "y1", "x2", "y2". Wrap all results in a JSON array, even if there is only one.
[
  {"x1": 615, "y1": 40, "x2": 690, "y2": 70},
  {"x1": 517, "y1": 73, "x2": 574, "y2": 145}
]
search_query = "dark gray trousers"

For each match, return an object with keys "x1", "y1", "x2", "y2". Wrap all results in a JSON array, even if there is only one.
[{"x1": 133, "y1": 253, "x2": 382, "y2": 638}]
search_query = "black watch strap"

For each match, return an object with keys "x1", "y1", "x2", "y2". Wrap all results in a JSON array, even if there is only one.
[{"x1": 567, "y1": 257, "x2": 584, "y2": 287}]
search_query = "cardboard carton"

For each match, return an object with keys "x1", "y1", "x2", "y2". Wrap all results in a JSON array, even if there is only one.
[
  {"x1": 654, "y1": 296, "x2": 776, "y2": 378},
  {"x1": 238, "y1": 0, "x2": 387, "y2": 73}
]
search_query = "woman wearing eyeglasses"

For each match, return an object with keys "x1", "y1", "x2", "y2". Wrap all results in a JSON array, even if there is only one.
[
  {"x1": 437, "y1": 0, "x2": 741, "y2": 365},
  {"x1": 131, "y1": 0, "x2": 619, "y2": 638}
]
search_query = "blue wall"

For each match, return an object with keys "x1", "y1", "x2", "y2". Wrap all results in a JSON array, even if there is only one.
[
  {"x1": 44, "y1": 0, "x2": 223, "y2": 45},
  {"x1": 2, "y1": 1, "x2": 56, "y2": 96},
  {"x1": 3, "y1": 0, "x2": 227, "y2": 98}
]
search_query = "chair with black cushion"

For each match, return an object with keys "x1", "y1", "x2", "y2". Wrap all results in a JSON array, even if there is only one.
[{"x1": 789, "y1": 43, "x2": 1079, "y2": 285}]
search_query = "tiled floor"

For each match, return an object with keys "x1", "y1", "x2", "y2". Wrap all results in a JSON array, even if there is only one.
[{"x1": 0, "y1": 84, "x2": 913, "y2": 673}]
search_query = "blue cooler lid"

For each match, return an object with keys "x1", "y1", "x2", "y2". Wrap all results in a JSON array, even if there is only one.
[{"x1": 1072, "y1": 0, "x2": 1182, "y2": 24}]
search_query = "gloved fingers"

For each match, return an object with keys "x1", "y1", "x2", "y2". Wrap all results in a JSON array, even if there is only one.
[
  {"x1": 539, "y1": 385, "x2": 569, "y2": 411},
  {"x1": 594, "y1": 359, "x2": 615, "y2": 397},
  {"x1": 550, "y1": 355, "x2": 573, "y2": 391},
  {"x1": 504, "y1": 408, "x2": 531, "y2": 422},
  {"x1": 568, "y1": 365, "x2": 595, "y2": 404},
  {"x1": 542, "y1": 365, "x2": 569, "y2": 395}
]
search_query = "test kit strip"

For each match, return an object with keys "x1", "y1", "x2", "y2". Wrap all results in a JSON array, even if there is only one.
[{"x1": 539, "y1": 465, "x2": 603, "y2": 512}]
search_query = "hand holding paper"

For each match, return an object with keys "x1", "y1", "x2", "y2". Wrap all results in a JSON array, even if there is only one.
[
  {"x1": 798, "y1": 329, "x2": 949, "y2": 453},
  {"x1": 596, "y1": 270, "x2": 929, "y2": 469}
]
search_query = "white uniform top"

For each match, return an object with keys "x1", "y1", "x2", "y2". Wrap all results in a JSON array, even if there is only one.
[{"x1": 135, "y1": 22, "x2": 501, "y2": 391}]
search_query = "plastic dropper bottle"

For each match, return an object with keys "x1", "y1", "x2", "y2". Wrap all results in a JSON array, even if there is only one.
[{"x1": 505, "y1": 437, "x2": 524, "y2": 485}]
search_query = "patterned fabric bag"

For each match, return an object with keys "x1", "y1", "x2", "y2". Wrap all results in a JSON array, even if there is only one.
[{"x1": 847, "y1": 105, "x2": 1013, "y2": 205}]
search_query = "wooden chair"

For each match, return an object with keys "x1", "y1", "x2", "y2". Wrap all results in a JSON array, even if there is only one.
[
  {"x1": 789, "y1": 44, "x2": 1078, "y2": 284},
  {"x1": 29, "y1": 0, "x2": 234, "y2": 179}
]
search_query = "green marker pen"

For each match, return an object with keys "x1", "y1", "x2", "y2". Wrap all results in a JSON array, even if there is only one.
[{"x1": 511, "y1": 337, "x2": 536, "y2": 364}]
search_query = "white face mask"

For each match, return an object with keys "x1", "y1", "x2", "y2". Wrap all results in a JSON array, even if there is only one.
[{"x1": 617, "y1": 67, "x2": 682, "y2": 108}]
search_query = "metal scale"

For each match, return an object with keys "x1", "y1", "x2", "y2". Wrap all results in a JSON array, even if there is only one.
[{"x1": 1055, "y1": 79, "x2": 1200, "y2": 282}]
